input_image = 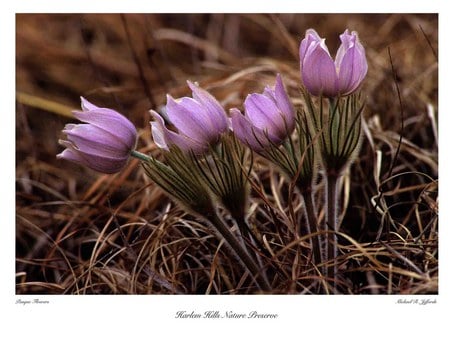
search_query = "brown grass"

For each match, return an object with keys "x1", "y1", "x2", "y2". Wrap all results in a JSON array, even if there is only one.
[{"x1": 16, "y1": 13, "x2": 438, "y2": 294}]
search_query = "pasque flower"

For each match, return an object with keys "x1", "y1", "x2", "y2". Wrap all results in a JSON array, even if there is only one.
[
  {"x1": 150, "y1": 81, "x2": 228, "y2": 154},
  {"x1": 300, "y1": 29, "x2": 368, "y2": 97},
  {"x1": 230, "y1": 74, "x2": 295, "y2": 152},
  {"x1": 57, "y1": 97, "x2": 137, "y2": 174}
]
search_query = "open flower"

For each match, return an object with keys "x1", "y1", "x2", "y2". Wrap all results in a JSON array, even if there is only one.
[
  {"x1": 57, "y1": 97, "x2": 137, "y2": 174},
  {"x1": 300, "y1": 29, "x2": 368, "y2": 97},
  {"x1": 150, "y1": 81, "x2": 228, "y2": 154},
  {"x1": 230, "y1": 74, "x2": 295, "y2": 152}
]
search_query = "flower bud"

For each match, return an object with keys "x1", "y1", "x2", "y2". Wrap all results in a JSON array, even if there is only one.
[
  {"x1": 230, "y1": 74, "x2": 295, "y2": 152},
  {"x1": 57, "y1": 97, "x2": 137, "y2": 174},
  {"x1": 300, "y1": 29, "x2": 368, "y2": 97},
  {"x1": 150, "y1": 81, "x2": 228, "y2": 154}
]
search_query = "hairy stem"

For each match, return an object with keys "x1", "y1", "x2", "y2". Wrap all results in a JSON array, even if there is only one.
[
  {"x1": 233, "y1": 216, "x2": 271, "y2": 282},
  {"x1": 130, "y1": 150, "x2": 152, "y2": 162},
  {"x1": 326, "y1": 174, "x2": 338, "y2": 292},
  {"x1": 301, "y1": 188, "x2": 323, "y2": 271},
  {"x1": 208, "y1": 212, "x2": 271, "y2": 292}
]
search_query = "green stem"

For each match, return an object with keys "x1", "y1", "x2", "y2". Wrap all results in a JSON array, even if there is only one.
[
  {"x1": 130, "y1": 149, "x2": 152, "y2": 162},
  {"x1": 326, "y1": 174, "x2": 338, "y2": 292},
  {"x1": 208, "y1": 212, "x2": 271, "y2": 292},
  {"x1": 301, "y1": 188, "x2": 323, "y2": 271}
]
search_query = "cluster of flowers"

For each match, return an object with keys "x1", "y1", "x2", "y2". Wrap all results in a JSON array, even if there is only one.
[
  {"x1": 57, "y1": 29, "x2": 368, "y2": 292},
  {"x1": 58, "y1": 29, "x2": 366, "y2": 172}
]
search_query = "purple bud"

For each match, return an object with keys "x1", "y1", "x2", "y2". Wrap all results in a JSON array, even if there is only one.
[
  {"x1": 150, "y1": 110, "x2": 208, "y2": 154},
  {"x1": 57, "y1": 97, "x2": 137, "y2": 174},
  {"x1": 151, "y1": 82, "x2": 228, "y2": 154},
  {"x1": 300, "y1": 29, "x2": 368, "y2": 97},
  {"x1": 230, "y1": 108, "x2": 280, "y2": 152},
  {"x1": 231, "y1": 74, "x2": 295, "y2": 152}
]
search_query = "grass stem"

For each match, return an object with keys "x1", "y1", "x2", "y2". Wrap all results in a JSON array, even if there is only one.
[{"x1": 326, "y1": 174, "x2": 338, "y2": 292}]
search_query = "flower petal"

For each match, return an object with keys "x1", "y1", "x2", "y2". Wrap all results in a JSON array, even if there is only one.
[
  {"x1": 244, "y1": 93, "x2": 285, "y2": 138},
  {"x1": 57, "y1": 141, "x2": 129, "y2": 174},
  {"x1": 337, "y1": 32, "x2": 368, "y2": 95},
  {"x1": 72, "y1": 108, "x2": 137, "y2": 149},
  {"x1": 302, "y1": 39, "x2": 339, "y2": 97},
  {"x1": 230, "y1": 108, "x2": 279, "y2": 152},
  {"x1": 335, "y1": 29, "x2": 354, "y2": 70},
  {"x1": 57, "y1": 98, "x2": 138, "y2": 174},
  {"x1": 63, "y1": 124, "x2": 131, "y2": 157},
  {"x1": 149, "y1": 111, "x2": 169, "y2": 150},
  {"x1": 57, "y1": 147, "x2": 86, "y2": 165},
  {"x1": 150, "y1": 110, "x2": 207, "y2": 154},
  {"x1": 165, "y1": 95, "x2": 215, "y2": 144},
  {"x1": 187, "y1": 81, "x2": 228, "y2": 133},
  {"x1": 262, "y1": 86, "x2": 276, "y2": 102},
  {"x1": 299, "y1": 29, "x2": 323, "y2": 68},
  {"x1": 80, "y1": 97, "x2": 99, "y2": 111},
  {"x1": 273, "y1": 74, "x2": 295, "y2": 133}
]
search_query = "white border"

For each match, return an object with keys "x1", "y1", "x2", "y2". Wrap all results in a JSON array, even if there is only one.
[{"x1": 3, "y1": 1, "x2": 448, "y2": 337}]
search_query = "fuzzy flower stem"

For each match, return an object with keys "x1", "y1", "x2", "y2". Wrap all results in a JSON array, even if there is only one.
[
  {"x1": 130, "y1": 150, "x2": 152, "y2": 162},
  {"x1": 234, "y1": 216, "x2": 264, "y2": 253},
  {"x1": 208, "y1": 211, "x2": 271, "y2": 292},
  {"x1": 300, "y1": 187, "x2": 323, "y2": 272},
  {"x1": 233, "y1": 216, "x2": 271, "y2": 281},
  {"x1": 326, "y1": 173, "x2": 338, "y2": 291}
]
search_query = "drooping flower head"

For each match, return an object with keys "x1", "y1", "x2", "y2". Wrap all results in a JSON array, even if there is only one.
[
  {"x1": 57, "y1": 97, "x2": 137, "y2": 174},
  {"x1": 230, "y1": 74, "x2": 295, "y2": 152},
  {"x1": 150, "y1": 81, "x2": 228, "y2": 154},
  {"x1": 300, "y1": 29, "x2": 368, "y2": 97}
]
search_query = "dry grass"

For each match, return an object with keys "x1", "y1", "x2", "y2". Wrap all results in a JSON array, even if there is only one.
[{"x1": 16, "y1": 13, "x2": 438, "y2": 294}]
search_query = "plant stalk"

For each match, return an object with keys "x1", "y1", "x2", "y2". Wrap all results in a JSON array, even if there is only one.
[
  {"x1": 208, "y1": 211, "x2": 271, "y2": 292},
  {"x1": 130, "y1": 150, "x2": 152, "y2": 162},
  {"x1": 326, "y1": 174, "x2": 338, "y2": 291},
  {"x1": 301, "y1": 188, "x2": 323, "y2": 271}
]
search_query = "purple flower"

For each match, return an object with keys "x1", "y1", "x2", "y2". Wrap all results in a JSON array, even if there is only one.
[
  {"x1": 57, "y1": 97, "x2": 137, "y2": 174},
  {"x1": 300, "y1": 29, "x2": 368, "y2": 97},
  {"x1": 230, "y1": 74, "x2": 295, "y2": 152},
  {"x1": 150, "y1": 81, "x2": 228, "y2": 154}
]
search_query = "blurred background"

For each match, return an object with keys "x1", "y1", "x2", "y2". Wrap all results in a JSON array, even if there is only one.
[{"x1": 16, "y1": 14, "x2": 438, "y2": 294}]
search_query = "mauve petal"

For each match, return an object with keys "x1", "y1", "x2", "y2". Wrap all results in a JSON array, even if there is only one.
[
  {"x1": 187, "y1": 81, "x2": 228, "y2": 132},
  {"x1": 57, "y1": 147, "x2": 86, "y2": 165},
  {"x1": 337, "y1": 43, "x2": 367, "y2": 95},
  {"x1": 57, "y1": 98, "x2": 138, "y2": 174},
  {"x1": 176, "y1": 97, "x2": 220, "y2": 140},
  {"x1": 335, "y1": 30, "x2": 367, "y2": 95},
  {"x1": 335, "y1": 29, "x2": 354, "y2": 70},
  {"x1": 150, "y1": 110, "x2": 207, "y2": 154},
  {"x1": 273, "y1": 74, "x2": 295, "y2": 132},
  {"x1": 165, "y1": 95, "x2": 212, "y2": 144},
  {"x1": 302, "y1": 41, "x2": 339, "y2": 97},
  {"x1": 80, "y1": 97, "x2": 99, "y2": 111},
  {"x1": 354, "y1": 33, "x2": 367, "y2": 57},
  {"x1": 72, "y1": 109, "x2": 137, "y2": 148},
  {"x1": 352, "y1": 33, "x2": 368, "y2": 85},
  {"x1": 230, "y1": 108, "x2": 277, "y2": 152},
  {"x1": 64, "y1": 124, "x2": 130, "y2": 157},
  {"x1": 57, "y1": 141, "x2": 128, "y2": 174},
  {"x1": 300, "y1": 29, "x2": 322, "y2": 67},
  {"x1": 244, "y1": 93, "x2": 285, "y2": 137},
  {"x1": 149, "y1": 111, "x2": 169, "y2": 150},
  {"x1": 337, "y1": 47, "x2": 357, "y2": 93},
  {"x1": 262, "y1": 86, "x2": 276, "y2": 102},
  {"x1": 77, "y1": 152, "x2": 128, "y2": 174}
]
